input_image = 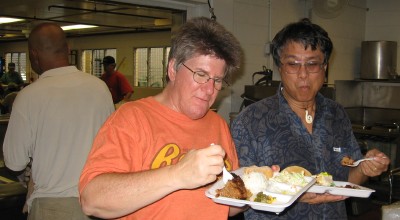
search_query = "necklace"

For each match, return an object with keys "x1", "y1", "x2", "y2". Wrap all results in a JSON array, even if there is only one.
[
  {"x1": 305, "y1": 109, "x2": 313, "y2": 124},
  {"x1": 282, "y1": 89, "x2": 314, "y2": 124}
]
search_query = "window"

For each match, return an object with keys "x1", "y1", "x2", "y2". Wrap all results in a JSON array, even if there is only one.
[
  {"x1": 81, "y1": 49, "x2": 116, "y2": 77},
  {"x1": 134, "y1": 47, "x2": 170, "y2": 88},
  {"x1": 5, "y1": 52, "x2": 27, "y2": 81}
]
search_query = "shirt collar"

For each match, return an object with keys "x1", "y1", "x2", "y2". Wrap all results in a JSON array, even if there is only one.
[{"x1": 40, "y1": 66, "x2": 79, "y2": 79}]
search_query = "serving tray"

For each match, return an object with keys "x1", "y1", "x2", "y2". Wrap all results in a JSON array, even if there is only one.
[
  {"x1": 307, "y1": 181, "x2": 375, "y2": 198},
  {"x1": 205, "y1": 167, "x2": 316, "y2": 214}
]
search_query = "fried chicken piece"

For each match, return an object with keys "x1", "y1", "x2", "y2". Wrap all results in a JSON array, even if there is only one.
[
  {"x1": 216, "y1": 173, "x2": 249, "y2": 200},
  {"x1": 341, "y1": 156, "x2": 355, "y2": 166}
]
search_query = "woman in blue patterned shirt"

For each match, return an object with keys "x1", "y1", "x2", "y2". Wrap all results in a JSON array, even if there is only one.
[{"x1": 231, "y1": 18, "x2": 390, "y2": 220}]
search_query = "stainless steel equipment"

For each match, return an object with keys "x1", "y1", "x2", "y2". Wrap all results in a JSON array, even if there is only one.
[
  {"x1": 360, "y1": 41, "x2": 398, "y2": 79},
  {"x1": 351, "y1": 119, "x2": 400, "y2": 203},
  {"x1": 336, "y1": 80, "x2": 400, "y2": 216}
]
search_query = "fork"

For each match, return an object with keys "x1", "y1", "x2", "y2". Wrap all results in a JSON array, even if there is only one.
[
  {"x1": 222, "y1": 166, "x2": 233, "y2": 183},
  {"x1": 344, "y1": 158, "x2": 375, "y2": 167}
]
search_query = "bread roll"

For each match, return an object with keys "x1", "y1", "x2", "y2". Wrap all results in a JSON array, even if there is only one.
[
  {"x1": 244, "y1": 165, "x2": 273, "y2": 178},
  {"x1": 282, "y1": 166, "x2": 312, "y2": 177}
]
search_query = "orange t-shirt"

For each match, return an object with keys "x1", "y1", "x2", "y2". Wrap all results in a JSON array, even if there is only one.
[{"x1": 79, "y1": 97, "x2": 239, "y2": 220}]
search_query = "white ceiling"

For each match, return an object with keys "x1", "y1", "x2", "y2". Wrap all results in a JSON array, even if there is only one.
[{"x1": 0, "y1": 0, "x2": 200, "y2": 42}]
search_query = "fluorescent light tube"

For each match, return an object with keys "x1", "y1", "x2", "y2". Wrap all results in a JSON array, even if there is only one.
[
  {"x1": 0, "y1": 17, "x2": 24, "y2": 24},
  {"x1": 61, "y1": 24, "x2": 98, "y2": 31}
]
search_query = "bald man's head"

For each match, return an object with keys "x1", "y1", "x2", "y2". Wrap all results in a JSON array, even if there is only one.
[{"x1": 28, "y1": 22, "x2": 70, "y2": 74}]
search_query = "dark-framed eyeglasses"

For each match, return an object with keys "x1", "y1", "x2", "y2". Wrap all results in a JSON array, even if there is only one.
[
  {"x1": 181, "y1": 63, "x2": 227, "y2": 91},
  {"x1": 280, "y1": 61, "x2": 325, "y2": 74}
]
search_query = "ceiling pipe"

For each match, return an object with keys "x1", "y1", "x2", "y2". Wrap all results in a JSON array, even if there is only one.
[
  {"x1": 82, "y1": 0, "x2": 184, "y2": 12},
  {"x1": 0, "y1": 14, "x2": 166, "y2": 30},
  {"x1": 0, "y1": 28, "x2": 21, "y2": 33},
  {"x1": 48, "y1": 5, "x2": 167, "y2": 19}
]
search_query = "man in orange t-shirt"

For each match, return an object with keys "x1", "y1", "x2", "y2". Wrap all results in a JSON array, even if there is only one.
[{"x1": 79, "y1": 17, "x2": 244, "y2": 220}]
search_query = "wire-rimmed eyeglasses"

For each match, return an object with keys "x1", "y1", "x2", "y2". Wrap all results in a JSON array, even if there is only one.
[
  {"x1": 280, "y1": 61, "x2": 325, "y2": 74},
  {"x1": 181, "y1": 63, "x2": 227, "y2": 91}
]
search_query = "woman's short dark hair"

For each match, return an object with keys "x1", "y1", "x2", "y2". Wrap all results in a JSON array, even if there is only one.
[
  {"x1": 270, "y1": 18, "x2": 333, "y2": 67},
  {"x1": 166, "y1": 17, "x2": 242, "y2": 82}
]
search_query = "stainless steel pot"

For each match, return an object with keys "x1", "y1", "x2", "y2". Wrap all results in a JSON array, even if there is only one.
[{"x1": 360, "y1": 41, "x2": 398, "y2": 79}]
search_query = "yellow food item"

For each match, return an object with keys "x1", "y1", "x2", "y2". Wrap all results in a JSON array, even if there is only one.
[
  {"x1": 244, "y1": 165, "x2": 273, "y2": 178},
  {"x1": 316, "y1": 172, "x2": 334, "y2": 186},
  {"x1": 282, "y1": 166, "x2": 312, "y2": 177}
]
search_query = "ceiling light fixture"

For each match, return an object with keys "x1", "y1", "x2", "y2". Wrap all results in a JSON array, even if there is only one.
[
  {"x1": 61, "y1": 24, "x2": 98, "y2": 31},
  {"x1": 0, "y1": 17, "x2": 24, "y2": 24}
]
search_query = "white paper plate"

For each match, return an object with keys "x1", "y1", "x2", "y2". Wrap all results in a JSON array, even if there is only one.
[
  {"x1": 307, "y1": 181, "x2": 375, "y2": 198},
  {"x1": 205, "y1": 167, "x2": 316, "y2": 214}
]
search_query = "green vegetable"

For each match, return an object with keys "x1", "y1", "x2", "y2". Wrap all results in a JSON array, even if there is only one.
[
  {"x1": 320, "y1": 172, "x2": 330, "y2": 176},
  {"x1": 254, "y1": 192, "x2": 276, "y2": 204}
]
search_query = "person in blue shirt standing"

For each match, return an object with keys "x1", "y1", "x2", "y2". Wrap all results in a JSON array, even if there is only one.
[
  {"x1": 1, "y1": 62, "x2": 24, "y2": 87},
  {"x1": 231, "y1": 18, "x2": 390, "y2": 220}
]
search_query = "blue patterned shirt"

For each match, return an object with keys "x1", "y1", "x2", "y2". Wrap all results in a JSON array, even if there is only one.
[{"x1": 231, "y1": 86, "x2": 362, "y2": 220}]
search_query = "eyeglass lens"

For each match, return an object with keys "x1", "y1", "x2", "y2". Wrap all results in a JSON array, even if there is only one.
[
  {"x1": 181, "y1": 63, "x2": 224, "y2": 91},
  {"x1": 284, "y1": 62, "x2": 323, "y2": 74}
]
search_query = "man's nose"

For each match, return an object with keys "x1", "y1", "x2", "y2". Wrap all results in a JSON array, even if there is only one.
[{"x1": 298, "y1": 64, "x2": 309, "y2": 78}]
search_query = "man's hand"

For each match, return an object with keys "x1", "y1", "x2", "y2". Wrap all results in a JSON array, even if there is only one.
[
  {"x1": 359, "y1": 149, "x2": 390, "y2": 177},
  {"x1": 299, "y1": 192, "x2": 347, "y2": 204}
]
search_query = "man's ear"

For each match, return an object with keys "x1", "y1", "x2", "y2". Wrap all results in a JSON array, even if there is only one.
[
  {"x1": 29, "y1": 49, "x2": 38, "y2": 65},
  {"x1": 167, "y1": 59, "x2": 177, "y2": 82}
]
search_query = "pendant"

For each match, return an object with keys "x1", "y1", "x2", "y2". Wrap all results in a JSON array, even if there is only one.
[{"x1": 305, "y1": 109, "x2": 313, "y2": 124}]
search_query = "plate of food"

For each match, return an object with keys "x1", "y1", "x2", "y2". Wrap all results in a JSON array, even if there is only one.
[
  {"x1": 307, "y1": 172, "x2": 375, "y2": 198},
  {"x1": 205, "y1": 166, "x2": 316, "y2": 214}
]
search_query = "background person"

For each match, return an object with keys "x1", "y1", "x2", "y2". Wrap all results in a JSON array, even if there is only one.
[
  {"x1": 100, "y1": 56, "x2": 133, "y2": 104},
  {"x1": 0, "y1": 62, "x2": 24, "y2": 87},
  {"x1": 0, "y1": 82, "x2": 20, "y2": 114},
  {"x1": 79, "y1": 17, "x2": 243, "y2": 220},
  {"x1": 231, "y1": 18, "x2": 390, "y2": 220},
  {"x1": 3, "y1": 22, "x2": 115, "y2": 220}
]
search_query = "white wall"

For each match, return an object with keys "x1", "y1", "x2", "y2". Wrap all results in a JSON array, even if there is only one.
[
  {"x1": 313, "y1": 0, "x2": 366, "y2": 81},
  {"x1": 220, "y1": 0, "x2": 306, "y2": 118},
  {"x1": 365, "y1": 0, "x2": 400, "y2": 74}
]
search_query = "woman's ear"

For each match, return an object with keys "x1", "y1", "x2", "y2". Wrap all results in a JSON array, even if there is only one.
[{"x1": 167, "y1": 59, "x2": 177, "y2": 82}]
